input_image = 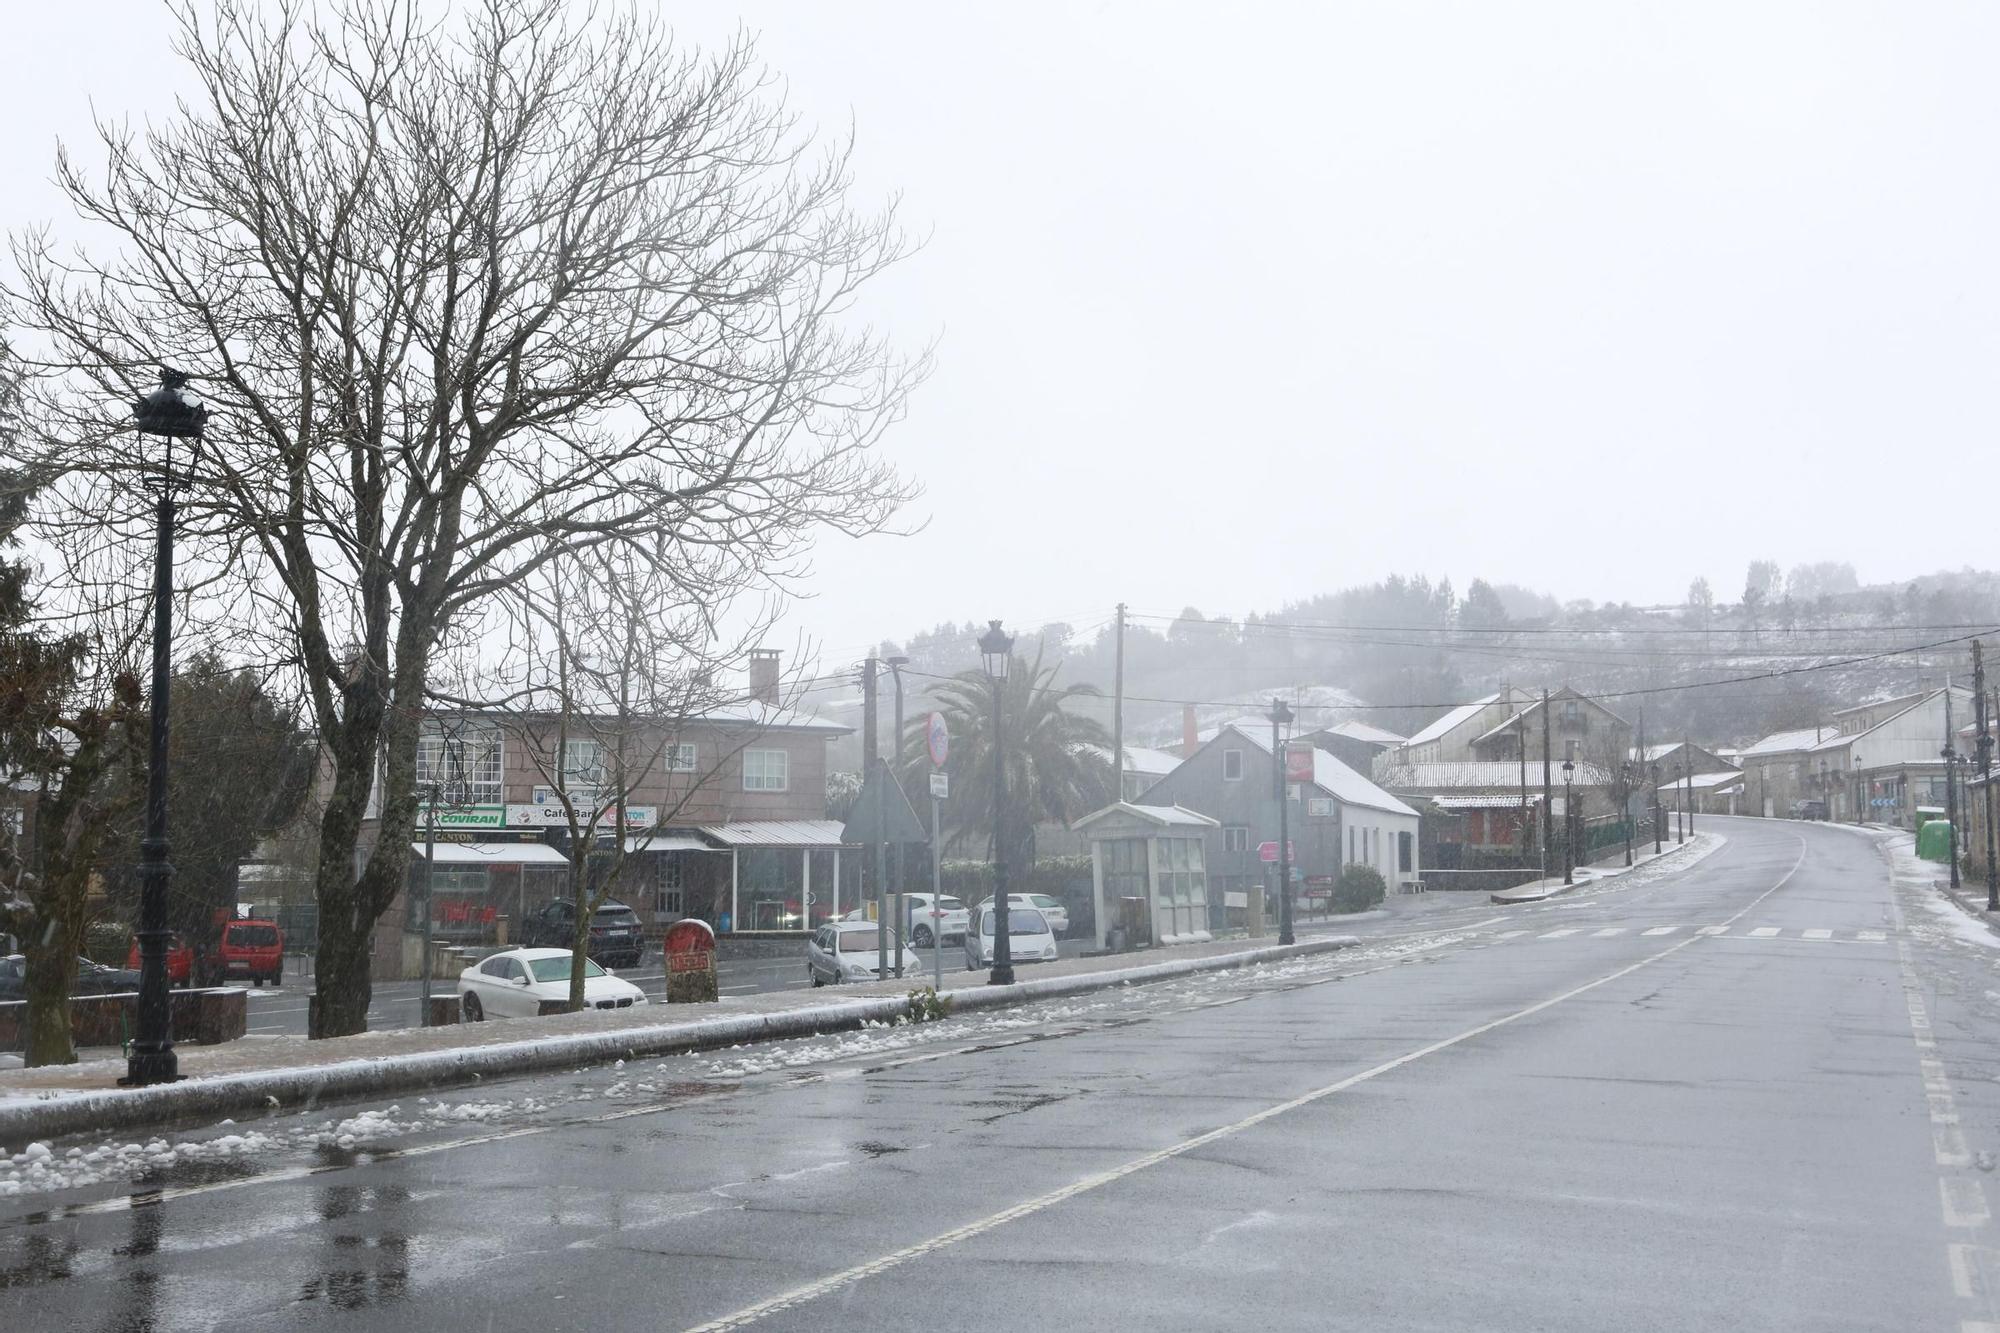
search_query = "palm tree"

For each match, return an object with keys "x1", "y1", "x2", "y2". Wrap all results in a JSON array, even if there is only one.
[{"x1": 903, "y1": 646, "x2": 1114, "y2": 884}]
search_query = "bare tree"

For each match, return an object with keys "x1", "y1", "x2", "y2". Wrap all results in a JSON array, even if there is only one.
[
  {"x1": 445, "y1": 542, "x2": 791, "y2": 1011},
  {"x1": 4, "y1": 0, "x2": 924, "y2": 1035}
]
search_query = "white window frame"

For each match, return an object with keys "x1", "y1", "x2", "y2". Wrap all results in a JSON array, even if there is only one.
[
  {"x1": 417, "y1": 721, "x2": 503, "y2": 807},
  {"x1": 743, "y1": 748, "x2": 790, "y2": 793},
  {"x1": 664, "y1": 742, "x2": 698, "y2": 773},
  {"x1": 1222, "y1": 825, "x2": 1250, "y2": 853},
  {"x1": 656, "y1": 855, "x2": 685, "y2": 915},
  {"x1": 1222, "y1": 749, "x2": 1244, "y2": 782}
]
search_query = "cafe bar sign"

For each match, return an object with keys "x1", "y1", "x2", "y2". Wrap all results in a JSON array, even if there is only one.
[{"x1": 506, "y1": 803, "x2": 657, "y2": 829}]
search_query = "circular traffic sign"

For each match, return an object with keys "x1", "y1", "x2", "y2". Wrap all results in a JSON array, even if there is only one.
[{"x1": 926, "y1": 711, "x2": 949, "y2": 767}]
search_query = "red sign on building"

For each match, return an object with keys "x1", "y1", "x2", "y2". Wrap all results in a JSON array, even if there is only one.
[{"x1": 1285, "y1": 743, "x2": 1315, "y2": 785}]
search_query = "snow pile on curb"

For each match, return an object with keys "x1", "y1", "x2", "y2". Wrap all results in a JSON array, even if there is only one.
[{"x1": 0, "y1": 935, "x2": 1358, "y2": 1148}]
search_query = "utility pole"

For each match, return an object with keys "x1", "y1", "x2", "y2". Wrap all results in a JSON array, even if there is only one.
[
  {"x1": 1541, "y1": 690, "x2": 1552, "y2": 882},
  {"x1": 888, "y1": 656, "x2": 909, "y2": 977},
  {"x1": 1517, "y1": 713, "x2": 1529, "y2": 869},
  {"x1": 421, "y1": 787, "x2": 438, "y2": 1023},
  {"x1": 1978, "y1": 642, "x2": 1997, "y2": 911},
  {"x1": 861, "y1": 655, "x2": 885, "y2": 978},
  {"x1": 1112, "y1": 603, "x2": 1126, "y2": 800},
  {"x1": 1270, "y1": 699, "x2": 1295, "y2": 946},
  {"x1": 1945, "y1": 680, "x2": 1962, "y2": 890}
]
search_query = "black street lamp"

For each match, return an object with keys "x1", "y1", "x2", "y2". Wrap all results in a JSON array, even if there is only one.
[
  {"x1": 121, "y1": 370, "x2": 207, "y2": 1088},
  {"x1": 978, "y1": 620, "x2": 1015, "y2": 985},
  {"x1": 1651, "y1": 761, "x2": 1663, "y2": 854},
  {"x1": 1675, "y1": 762, "x2": 1686, "y2": 843},
  {"x1": 1561, "y1": 758, "x2": 1575, "y2": 885},
  {"x1": 1943, "y1": 744, "x2": 1962, "y2": 890},
  {"x1": 1268, "y1": 698, "x2": 1296, "y2": 946}
]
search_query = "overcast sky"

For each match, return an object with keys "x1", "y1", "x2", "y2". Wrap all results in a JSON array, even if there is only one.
[{"x1": 10, "y1": 2, "x2": 1998, "y2": 668}]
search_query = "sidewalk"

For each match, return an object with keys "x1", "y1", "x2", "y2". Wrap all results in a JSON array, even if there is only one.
[
  {"x1": 1489, "y1": 830, "x2": 1721, "y2": 903},
  {"x1": 1878, "y1": 826, "x2": 2000, "y2": 949},
  {"x1": 0, "y1": 931, "x2": 1358, "y2": 1146}
]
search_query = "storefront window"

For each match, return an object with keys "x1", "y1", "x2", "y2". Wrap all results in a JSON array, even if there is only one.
[{"x1": 740, "y1": 847, "x2": 803, "y2": 930}]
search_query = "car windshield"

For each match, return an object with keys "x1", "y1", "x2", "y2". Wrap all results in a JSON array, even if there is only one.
[
  {"x1": 981, "y1": 909, "x2": 1046, "y2": 936},
  {"x1": 528, "y1": 956, "x2": 608, "y2": 982},
  {"x1": 230, "y1": 925, "x2": 278, "y2": 946},
  {"x1": 1030, "y1": 896, "x2": 1060, "y2": 908},
  {"x1": 838, "y1": 929, "x2": 901, "y2": 953}
]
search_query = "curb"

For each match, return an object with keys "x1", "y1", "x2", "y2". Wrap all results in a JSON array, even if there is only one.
[
  {"x1": 1488, "y1": 833, "x2": 1716, "y2": 905},
  {"x1": 0, "y1": 936, "x2": 1358, "y2": 1147}
]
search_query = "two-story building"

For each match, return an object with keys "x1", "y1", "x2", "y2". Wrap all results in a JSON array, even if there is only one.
[
  {"x1": 364, "y1": 652, "x2": 854, "y2": 977},
  {"x1": 1137, "y1": 719, "x2": 1421, "y2": 916}
]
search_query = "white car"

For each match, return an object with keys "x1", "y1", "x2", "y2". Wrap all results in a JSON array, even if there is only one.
[
  {"x1": 841, "y1": 893, "x2": 971, "y2": 946},
  {"x1": 458, "y1": 947, "x2": 647, "y2": 1021},
  {"x1": 808, "y1": 922, "x2": 920, "y2": 986},
  {"x1": 964, "y1": 905, "x2": 1060, "y2": 971},
  {"x1": 1009, "y1": 893, "x2": 1069, "y2": 937}
]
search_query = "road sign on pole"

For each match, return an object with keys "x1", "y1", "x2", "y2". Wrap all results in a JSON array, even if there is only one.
[
  {"x1": 930, "y1": 772, "x2": 949, "y2": 800},
  {"x1": 927, "y1": 712, "x2": 949, "y2": 767},
  {"x1": 1258, "y1": 840, "x2": 1294, "y2": 864}
]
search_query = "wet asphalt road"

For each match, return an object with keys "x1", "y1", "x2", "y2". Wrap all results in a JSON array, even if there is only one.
[{"x1": 4, "y1": 818, "x2": 1990, "y2": 1330}]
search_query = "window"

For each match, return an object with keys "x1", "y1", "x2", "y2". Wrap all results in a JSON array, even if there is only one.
[
  {"x1": 417, "y1": 721, "x2": 502, "y2": 806},
  {"x1": 529, "y1": 956, "x2": 606, "y2": 983},
  {"x1": 743, "y1": 748, "x2": 789, "y2": 792},
  {"x1": 665, "y1": 743, "x2": 698, "y2": 773},
  {"x1": 0, "y1": 806, "x2": 20, "y2": 837},
  {"x1": 1223, "y1": 749, "x2": 1244, "y2": 781},
  {"x1": 1398, "y1": 831, "x2": 1414, "y2": 873},
  {"x1": 656, "y1": 856, "x2": 685, "y2": 915},
  {"x1": 562, "y1": 738, "x2": 608, "y2": 802},
  {"x1": 1223, "y1": 825, "x2": 1250, "y2": 853},
  {"x1": 1562, "y1": 700, "x2": 1580, "y2": 723},
  {"x1": 479, "y1": 957, "x2": 511, "y2": 978}
]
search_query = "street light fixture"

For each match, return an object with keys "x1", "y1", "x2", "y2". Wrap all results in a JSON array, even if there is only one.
[
  {"x1": 121, "y1": 369, "x2": 207, "y2": 1088},
  {"x1": 1268, "y1": 698, "x2": 1296, "y2": 947},
  {"x1": 1561, "y1": 758, "x2": 1575, "y2": 886},
  {"x1": 886, "y1": 654, "x2": 911, "y2": 978},
  {"x1": 977, "y1": 620, "x2": 1015, "y2": 985}
]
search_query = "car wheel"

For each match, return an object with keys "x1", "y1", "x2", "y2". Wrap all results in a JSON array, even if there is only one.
[
  {"x1": 254, "y1": 976, "x2": 264, "y2": 987},
  {"x1": 811, "y1": 966, "x2": 823, "y2": 988},
  {"x1": 273, "y1": 965, "x2": 283, "y2": 986},
  {"x1": 912, "y1": 925, "x2": 933, "y2": 948},
  {"x1": 462, "y1": 993, "x2": 484, "y2": 1022}
]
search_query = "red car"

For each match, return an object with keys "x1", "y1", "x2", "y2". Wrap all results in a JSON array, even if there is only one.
[
  {"x1": 125, "y1": 934, "x2": 196, "y2": 987},
  {"x1": 205, "y1": 919, "x2": 285, "y2": 986}
]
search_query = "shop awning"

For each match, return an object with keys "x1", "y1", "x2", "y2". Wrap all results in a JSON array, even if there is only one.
[
  {"x1": 409, "y1": 841, "x2": 569, "y2": 865},
  {"x1": 623, "y1": 834, "x2": 715, "y2": 854},
  {"x1": 698, "y1": 820, "x2": 854, "y2": 848}
]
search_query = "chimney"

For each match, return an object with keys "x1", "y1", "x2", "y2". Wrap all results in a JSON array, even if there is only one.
[
  {"x1": 748, "y1": 649, "x2": 781, "y2": 706},
  {"x1": 1183, "y1": 704, "x2": 1199, "y2": 756}
]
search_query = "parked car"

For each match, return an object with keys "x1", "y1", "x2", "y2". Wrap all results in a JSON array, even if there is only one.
[
  {"x1": 841, "y1": 892, "x2": 970, "y2": 947},
  {"x1": 126, "y1": 934, "x2": 197, "y2": 987},
  {"x1": 0, "y1": 955, "x2": 143, "y2": 1001},
  {"x1": 204, "y1": 918, "x2": 285, "y2": 986},
  {"x1": 807, "y1": 922, "x2": 919, "y2": 986},
  {"x1": 964, "y1": 906, "x2": 1060, "y2": 971},
  {"x1": 1009, "y1": 893, "x2": 1070, "y2": 937},
  {"x1": 520, "y1": 899, "x2": 646, "y2": 968},
  {"x1": 457, "y1": 947, "x2": 648, "y2": 1021}
]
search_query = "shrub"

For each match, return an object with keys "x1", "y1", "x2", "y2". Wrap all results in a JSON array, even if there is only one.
[
  {"x1": 1331, "y1": 865, "x2": 1388, "y2": 914},
  {"x1": 85, "y1": 920, "x2": 132, "y2": 965}
]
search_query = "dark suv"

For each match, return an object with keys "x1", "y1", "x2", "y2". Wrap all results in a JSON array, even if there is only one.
[{"x1": 521, "y1": 899, "x2": 646, "y2": 968}]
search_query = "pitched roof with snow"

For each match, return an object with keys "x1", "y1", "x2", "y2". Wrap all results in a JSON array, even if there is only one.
[
  {"x1": 1321, "y1": 719, "x2": 1407, "y2": 746},
  {"x1": 1738, "y1": 727, "x2": 1826, "y2": 758},
  {"x1": 1403, "y1": 694, "x2": 1502, "y2": 748}
]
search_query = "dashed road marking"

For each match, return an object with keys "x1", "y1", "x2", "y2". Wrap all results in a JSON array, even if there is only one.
[
  {"x1": 1749, "y1": 927, "x2": 1781, "y2": 938},
  {"x1": 1540, "y1": 929, "x2": 1580, "y2": 939},
  {"x1": 1641, "y1": 926, "x2": 1678, "y2": 936},
  {"x1": 1802, "y1": 928, "x2": 1833, "y2": 940},
  {"x1": 1697, "y1": 926, "x2": 1729, "y2": 936},
  {"x1": 1945, "y1": 1179, "x2": 1992, "y2": 1229},
  {"x1": 1591, "y1": 928, "x2": 1625, "y2": 937}
]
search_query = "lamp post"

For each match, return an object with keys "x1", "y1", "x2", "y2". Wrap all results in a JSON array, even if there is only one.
[
  {"x1": 1620, "y1": 762, "x2": 1634, "y2": 867},
  {"x1": 420, "y1": 784, "x2": 439, "y2": 1022},
  {"x1": 978, "y1": 621, "x2": 1015, "y2": 985},
  {"x1": 1944, "y1": 744, "x2": 1962, "y2": 890},
  {"x1": 1561, "y1": 758, "x2": 1575, "y2": 885},
  {"x1": 1268, "y1": 698, "x2": 1295, "y2": 946},
  {"x1": 1675, "y1": 763, "x2": 1685, "y2": 843},
  {"x1": 121, "y1": 370, "x2": 207, "y2": 1088},
  {"x1": 1651, "y1": 761, "x2": 1663, "y2": 854}
]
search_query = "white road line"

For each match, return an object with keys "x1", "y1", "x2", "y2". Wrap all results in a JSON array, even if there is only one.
[
  {"x1": 1859, "y1": 930, "x2": 1888, "y2": 941},
  {"x1": 1591, "y1": 928, "x2": 1625, "y2": 938},
  {"x1": 1802, "y1": 928, "x2": 1833, "y2": 940},
  {"x1": 682, "y1": 920, "x2": 1760, "y2": 1331},
  {"x1": 1697, "y1": 926, "x2": 1729, "y2": 936},
  {"x1": 1939, "y1": 1126, "x2": 1973, "y2": 1169},
  {"x1": 1749, "y1": 927, "x2": 1781, "y2": 938},
  {"x1": 1641, "y1": 926, "x2": 1678, "y2": 937},
  {"x1": 1540, "y1": 929, "x2": 1580, "y2": 939},
  {"x1": 1495, "y1": 930, "x2": 1529, "y2": 940},
  {"x1": 1945, "y1": 1179, "x2": 1993, "y2": 1229}
]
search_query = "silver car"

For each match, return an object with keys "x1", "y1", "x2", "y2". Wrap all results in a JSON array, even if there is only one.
[
  {"x1": 808, "y1": 921, "x2": 919, "y2": 986},
  {"x1": 964, "y1": 906, "x2": 1060, "y2": 971}
]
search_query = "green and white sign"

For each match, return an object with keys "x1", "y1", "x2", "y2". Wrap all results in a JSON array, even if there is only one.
[{"x1": 422, "y1": 804, "x2": 506, "y2": 829}]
